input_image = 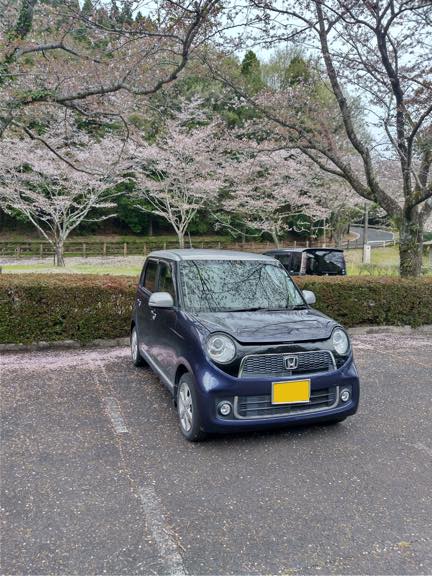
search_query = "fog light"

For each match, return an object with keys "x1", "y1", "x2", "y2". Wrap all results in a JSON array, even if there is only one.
[
  {"x1": 340, "y1": 388, "x2": 351, "y2": 402},
  {"x1": 218, "y1": 402, "x2": 232, "y2": 416}
]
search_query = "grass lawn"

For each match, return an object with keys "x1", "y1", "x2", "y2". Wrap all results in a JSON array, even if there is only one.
[
  {"x1": 346, "y1": 245, "x2": 431, "y2": 275},
  {"x1": 0, "y1": 257, "x2": 143, "y2": 276},
  {"x1": 1, "y1": 246, "x2": 431, "y2": 276}
]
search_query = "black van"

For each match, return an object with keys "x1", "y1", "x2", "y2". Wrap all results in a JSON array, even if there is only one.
[{"x1": 264, "y1": 248, "x2": 347, "y2": 276}]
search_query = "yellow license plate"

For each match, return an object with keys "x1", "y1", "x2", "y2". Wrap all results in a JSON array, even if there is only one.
[{"x1": 272, "y1": 379, "x2": 311, "y2": 404}]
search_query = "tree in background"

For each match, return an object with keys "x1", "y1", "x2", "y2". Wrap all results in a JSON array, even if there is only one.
[
  {"x1": 130, "y1": 102, "x2": 223, "y2": 248},
  {"x1": 241, "y1": 51, "x2": 264, "y2": 95},
  {"x1": 262, "y1": 50, "x2": 313, "y2": 92},
  {"x1": 225, "y1": 0, "x2": 432, "y2": 276},
  {"x1": 81, "y1": 0, "x2": 94, "y2": 18},
  {"x1": 0, "y1": 0, "x2": 220, "y2": 166},
  {"x1": 315, "y1": 176, "x2": 364, "y2": 247},
  {"x1": 220, "y1": 143, "x2": 328, "y2": 247},
  {"x1": 0, "y1": 135, "x2": 122, "y2": 265}
]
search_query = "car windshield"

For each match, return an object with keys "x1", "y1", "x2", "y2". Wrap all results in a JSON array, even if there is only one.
[{"x1": 179, "y1": 259, "x2": 305, "y2": 312}]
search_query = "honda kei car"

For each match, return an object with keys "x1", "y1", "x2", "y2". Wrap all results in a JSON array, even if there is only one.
[{"x1": 130, "y1": 250, "x2": 359, "y2": 441}]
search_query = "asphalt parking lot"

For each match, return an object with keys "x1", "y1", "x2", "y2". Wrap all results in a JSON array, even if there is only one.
[{"x1": 1, "y1": 334, "x2": 431, "y2": 575}]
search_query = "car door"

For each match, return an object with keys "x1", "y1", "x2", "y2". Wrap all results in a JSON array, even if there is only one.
[
  {"x1": 148, "y1": 259, "x2": 180, "y2": 386},
  {"x1": 136, "y1": 258, "x2": 158, "y2": 358}
]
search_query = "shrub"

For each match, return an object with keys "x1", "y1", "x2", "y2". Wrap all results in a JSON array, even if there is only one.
[
  {"x1": 0, "y1": 274, "x2": 136, "y2": 344},
  {"x1": 295, "y1": 276, "x2": 432, "y2": 328},
  {"x1": 0, "y1": 274, "x2": 431, "y2": 344}
]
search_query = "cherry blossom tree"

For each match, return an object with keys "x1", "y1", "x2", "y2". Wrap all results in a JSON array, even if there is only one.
[
  {"x1": 0, "y1": 136, "x2": 123, "y2": 266},
  {"x1": 218, "y1": 127, "x2": 363, "y2": 246},
  {"x1": 221, "y1": 149, "x2": 329, "y2": 246},
  {"x1": 314, "y1": 173, "x2": 365, "y2": 246},
  {"x1": 0, "y1": 0, "x2": 220, "y2": 161},
  {"x1": 216, "y1": 0, "x2": 432, "y2": 276},
  {"x1": 129, "y1": 103, "x2": 223, "y2": 248}
]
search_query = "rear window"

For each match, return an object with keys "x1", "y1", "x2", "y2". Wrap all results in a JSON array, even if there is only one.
[{"x1": 306, "y1": 251, "x2": 345, "y2": 275}]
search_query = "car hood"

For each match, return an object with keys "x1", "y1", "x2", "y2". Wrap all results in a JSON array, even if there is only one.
[{"x1": 190, "y1": 309, "x2": 336, "y2": 344}]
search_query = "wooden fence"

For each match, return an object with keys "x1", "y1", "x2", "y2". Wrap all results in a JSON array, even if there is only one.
[{"x1": 0, "y1": 237, "x2": 397, "y2": 259}]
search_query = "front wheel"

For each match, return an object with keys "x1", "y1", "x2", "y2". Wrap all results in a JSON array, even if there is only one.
[
  {"x1": 177, "y1": 374, "x2": 206, "y2": 442},
  {"x1": 130, "y1": 326, "x2": 146, "y2": 367}
]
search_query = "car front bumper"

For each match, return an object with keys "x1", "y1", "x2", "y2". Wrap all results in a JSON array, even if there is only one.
[{"x1": 193, "y1": 355, "x2": 360, "y2": 433}]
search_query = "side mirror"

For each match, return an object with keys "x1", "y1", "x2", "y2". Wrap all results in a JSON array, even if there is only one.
[
  {"x1": 148, "y1": 292, "x2": 174, "y2": 309},
  {"x1": 302, "y1": 290, "x2": 316, "y2": 306}
]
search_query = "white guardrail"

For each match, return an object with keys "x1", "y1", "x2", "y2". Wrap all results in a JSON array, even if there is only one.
[{"x1": 367, "y1": 239, "x2": 398, "y2": 248}]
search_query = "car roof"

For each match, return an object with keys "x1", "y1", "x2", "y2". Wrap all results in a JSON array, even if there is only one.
[
  {"x1": 264, "y1": 247, "x2": 344, "y2": 253},
  {"x1": 147, "y1": 249, "x2": 276, "y2": 262}
]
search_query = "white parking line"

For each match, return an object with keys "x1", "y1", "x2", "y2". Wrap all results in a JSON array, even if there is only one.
[
  {"x1": 138, "y1": 486, "x2": 187, "y2": 576},
  {"x1": 103, "y1": 396, "x2": 128, "y2": 433}
]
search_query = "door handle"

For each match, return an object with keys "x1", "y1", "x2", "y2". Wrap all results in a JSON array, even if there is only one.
[{"x1": 150, "y1": 310, "x2": 157, "y2": 320}]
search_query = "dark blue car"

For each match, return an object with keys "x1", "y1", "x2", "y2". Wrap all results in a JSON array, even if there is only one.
[{"x1": 130, "y1": 249, "x2": 360, "y2": 441}]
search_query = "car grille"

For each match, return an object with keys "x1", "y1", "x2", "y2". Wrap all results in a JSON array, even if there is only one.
[
  {"x1": 234, "y1": 387, "x2": 338, "y2": 419},
  {"x1": 239, "y1": 351, "x2": 334, "y2": 377}
]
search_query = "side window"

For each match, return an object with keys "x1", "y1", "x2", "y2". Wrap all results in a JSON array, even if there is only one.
[
  {"x1": 290, "y1": 253, "x2": 301, "y2": 274},
  {"x1": 305, "y1": 253, "x2": 316, "y2": 274},
  {"x1": 277, "y1": 254, "x2": 291, "y2": 271},
  {"x1": 158, "y1": 261, "x2": 176, "y2": 301},
  {"x1": 143, "y1": 260, "x2": 158, "y2": 292}
]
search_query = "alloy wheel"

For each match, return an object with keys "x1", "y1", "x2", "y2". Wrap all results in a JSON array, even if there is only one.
[
  {"x1": 131, "y1": 328, "x2": 138, "y2": 362},
  {"x1": 178, "y1": 381, "x2": 193, "y2": 432}
]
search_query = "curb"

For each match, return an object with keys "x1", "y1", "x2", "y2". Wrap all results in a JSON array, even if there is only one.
[
  {"x1": 0, "y1": 327, "x2": 431, "y2": 353},
  {"x1": 0, "y1": 337, "x2": 130, "y2": 353},
  {"x1": 348, "y1": 325, "x2": 432, "y2": 336}
]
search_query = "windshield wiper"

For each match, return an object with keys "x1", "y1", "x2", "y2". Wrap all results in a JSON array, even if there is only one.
[
  {"x1": 258, "y1": 306, "x2": 308, "y2": 311},
  {"x1": 229, "y1": 307, "x2": 270, "y2": 312},
  {"x1": 220, "y1": 304, "x2": 309, "y2": 313},
  {"x1": 229, "y1": 306, "x2": 305, "y2": 312}
]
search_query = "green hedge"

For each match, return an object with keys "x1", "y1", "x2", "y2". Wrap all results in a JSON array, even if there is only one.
[
  {"x1": 295, "y1": 276, "x2": 432, "y2": 328},
  {"x1": 0, "y1": 274, "x2": 136, "y2": 344},
  {"x1": 0, "y1": 274, "x2": 431, "y2": 344}
]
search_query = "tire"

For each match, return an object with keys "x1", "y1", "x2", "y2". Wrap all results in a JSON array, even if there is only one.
[
  {"x1": 130, "y1": 325, "x2": 146, "y2": 367},
  {"x1": 177, "y1": 373, "x2": 206, "y2": 442}
]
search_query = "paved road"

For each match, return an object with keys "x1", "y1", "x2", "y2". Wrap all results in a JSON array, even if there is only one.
[
  {"x1": 1, "y1": 335, "x2": 431, "y2": 575},
  {"x1": 350, "y1": 226, "x2": 395, "y2": 244}
]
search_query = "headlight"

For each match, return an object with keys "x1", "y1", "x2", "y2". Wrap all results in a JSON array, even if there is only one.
[
  {"x1": 332, "y1": 328, "x2": 349, "y2": 355},
  {"x1": 206, "y1": 333, "x2": 236, "y2": 364}
]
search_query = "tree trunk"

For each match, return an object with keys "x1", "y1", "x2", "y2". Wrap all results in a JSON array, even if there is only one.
[
  {"x1": 271, "y1": 227, "x2": 280, "y2": 248},
  {"x1": 399, "y1": 212, "x2": 423, "y2": 277},
  {"x1": 334, "y1": 228, "x2": 343, "y2": 248},
  {"x1": 177, "y1": 232, "x2": 185, "y2": 249},
  {"x1": 54, "y1": 241, "x2": 65, "y2": 267}
]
